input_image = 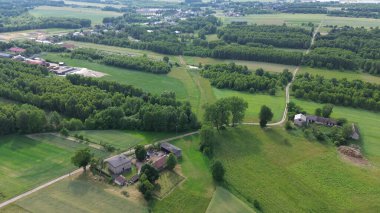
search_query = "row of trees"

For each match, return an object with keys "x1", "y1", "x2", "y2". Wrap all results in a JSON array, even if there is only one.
[
  {"x1": 200, "y1": 63, "x2": 293, "y2": 95},
  {"x1": 0, "y1": 59, "x2": 199, "y2": 133},
  {"x1": 292, "y1": 73, "x2": 380, "y2": 111},
  {"x1": 218, "y1": 24, "x2": 312, "y2": 49},
  {"x1": 71, "y1": 48, "x2": 172, "y2": 74}
]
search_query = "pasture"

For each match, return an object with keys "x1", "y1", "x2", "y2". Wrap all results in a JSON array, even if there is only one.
[
  {"x1": 1, "y1": 174, "x2": 148, "y2": 213},
  {"x1": 213, "y1": 126, "x2": 380, "y2": 212},
  {"x1": 151, "y1": 135, "x2": 214, "y2": 213},
  {"x1": 0, "y1": 134, "x2": 104, "y2": 202},
  {"x1": 29, "y1": 6, "x2": 122, "y2": 25},
  {"x1": 213, "y1": 88, "x2": 285, "y2": 123},
  {"x1": 298, "y1": 66, "x2": 380, "y2": 84},
  {"x1": 216, "y1": 12, "x2": 380, "y2": 28},
  {"x1": 292, "y1": 99, "x2": 380, "y2": 167},
  {"x1": 71, "y1": 130, "x2": 178, "y2": 151},
  {"x1": 206, "y1": 187, "x2": 255, "y2": 213}
]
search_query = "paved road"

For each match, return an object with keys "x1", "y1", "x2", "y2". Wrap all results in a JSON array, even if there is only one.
[{"x1": 0, "y1": 167, "x2": 85, "y2": 209}]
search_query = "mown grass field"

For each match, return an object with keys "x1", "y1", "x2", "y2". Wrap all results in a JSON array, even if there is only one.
[
  {"x1": 151, "y1": 135, "x2": 214, "y2": 213},
  {"x1": 71, "y1": 130, "x2": 178, "y2": 151},
  {"x1": 1, "y1": 174, "x2": 148, "y2": 213},
  {"x1": 298, "y1": 66, "x2": 380, "y2": 84},
  {"x1": 64, "y1": 0, "x2": 126, "y2": 8},
  {"x1": 206, "y1": 187, "x2": 255, "y2": 213},
  {"x1": 29, "y1": 6, "x2": 122, "y2": 25},
  {"x1": 213, "y1": 88, "x2": 285, "y2": 122},
  {"x1": 213, "y1": 126, "x2": 380, "y2": 212},
  {"x1": 155, "y1": 171, "x2": 185, "y2": 199},
  {"x1": 0, "y1": 134, "x2": 105, "y2": 202},
  {"x1": 293, "y1": 99, "x2": 380, "y2": 167}
]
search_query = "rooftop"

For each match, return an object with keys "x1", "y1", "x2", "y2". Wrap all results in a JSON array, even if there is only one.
[{"x1": 107, "y1": 155, "x2": 131, "y2": 168}]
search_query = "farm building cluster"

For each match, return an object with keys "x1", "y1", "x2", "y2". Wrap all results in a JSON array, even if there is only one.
[{"x1": 104, "y1": 142, "x2": 182, "y2": 186}]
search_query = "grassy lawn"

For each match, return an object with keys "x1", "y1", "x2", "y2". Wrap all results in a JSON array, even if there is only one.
[
  {"x1": 71, "y1": 130, "x2": 178, "y2": 151},
  {"x1": 213, "y1": 126, "x2": 380, "y2": 212},
  {"x1": 216, "y1": 12, "x2": 380, "y2": 28},
  {"x1": 213, "y1": 88, "x2": 285, "y2": 123},
  {"x1": 151, "y1": 135, "x2": 214, "y2": 213},
  {"x1": 206, "y1": 187, "x2": 255, "y2": 213},
  {"x1": 0, "y1": 134, "x2": 105, "y2": 202},
  {"x1": 298, "y1": 66, "x2": 380, "y2": 84},
  {"x1": 155, "y1": 171, "x2": 185, "y2": 199},
  {"x1": 183, "y1": 56, "x2": 296, "y2": 73},
  {"x1": 292, "y1": 99, "x2": 380, "y2": 167},
  {"x1": 43, "y1": 53, "x2": 188, "y2": 100},
  {"x1": 1, "y1": 174, "x2": 148, "y2": 213},
  {"x1": 29, "y1": 6, "x2": 122, "y2": 25}
]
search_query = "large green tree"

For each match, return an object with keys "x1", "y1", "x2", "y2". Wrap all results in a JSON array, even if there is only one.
[
  {"x1": 204, "y1": 100, "x2": 230, "y2": 131},
  {"x1": 226, "y1": 96, "x2": 248, "y2": 126},
  {"x1": 259, "y1": 105, "x2": 273, "y2": 128},
  {"x1": 135, "y1": 145, "x2": 147, "y2": 162},
  {"x1": 211, "y1": 161, "x2": 225, "y2": 182},
  {"x1": 166, "y1": 153, "x2": 177, "y2": 170},
  {"x1": 71, "y1": 148, "x2": 93, "y2": 172}
]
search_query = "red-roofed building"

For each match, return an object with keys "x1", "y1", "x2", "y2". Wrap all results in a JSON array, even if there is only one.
[
  {"x1": 9, "y1": 47, "x2": 26, "y2": 54},
  {"x1": 152, "y1": 155, "x2": 167, "y2": 171}
]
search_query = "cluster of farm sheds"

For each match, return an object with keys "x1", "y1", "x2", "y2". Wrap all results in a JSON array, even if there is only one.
[{"x1": 103, "y1": 142, "x2": 182, "y2": 187}]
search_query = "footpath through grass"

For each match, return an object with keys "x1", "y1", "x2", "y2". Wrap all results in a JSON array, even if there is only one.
[
  {"x1": 213, "y1": 126, "x2": 380, "y2": 212},
  {"x1": 0, "y1": 134, "x2": 105, "y2": 203}
]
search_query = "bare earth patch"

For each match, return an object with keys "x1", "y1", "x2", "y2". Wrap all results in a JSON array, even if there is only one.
[
  {"x1": 71, "y1": 68, "x2": 107, "y2": 78},
  {"x1": 338, "y1": 145, "x2": 369, "y2": 166}
]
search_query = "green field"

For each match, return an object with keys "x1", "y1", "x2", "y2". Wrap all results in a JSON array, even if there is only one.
[
  {"x1": 213, "y1": 88, "x2": 285, "y2": 122},
  {"x1": 151, "y1": 135, "x2": 214, "y2": 213},
  {"x1": 29, "y1": 6, "x2": 122, "y2": 25},
  {"x1": 43, "y1": 54, "x2": 189, "y2": 100},
  {"x1": 0, "y1": 28, "x2": 72, "y2": 41},
  {"x1": 216, "y1": 12, "x2": 380, "y2": 28},
  {"x1": 155, "y1": 171, "x2": 185, "y2": 199},
  {"x1": 0, "y1": 134, "x2": 105, "y2": 202},
  {"x1": 64, "y1": 0, "x2": 126, "y2": 8},
  {"x1": 206, "y1": 187, "x2": 255, "y2": 213},
  {"x1": 292, "y1": 99, "x2": 380, "y2": 167},
  {"x1": 298, "y1": 66, "x2": 380, "y2": 84},
  {"x1": 71, "y1": 130, "x2": 178, "y2": 151},
  {"x1": 1, "y1": 174, "x2": 148, "y2": 213},
  {"x1": 212, "y1": 126, "x2": 380, "y2": 212}
]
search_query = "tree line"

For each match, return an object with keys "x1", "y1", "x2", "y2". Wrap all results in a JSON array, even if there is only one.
[
  {"x1": 70, "y1": 48, "x2": 172, "y2": 74},
  {"x1": 218, "y1": 24, "x2": 312, "y2": 49},
  {"x1": 292, "y1": 73, "x2": 380, "y2": 112},
  {"x1": 0, "y1": 59, "x2": 199, "y2": 135},
  {"x1": 200, "y1": 63, "x2": 293, "y2": 95}
]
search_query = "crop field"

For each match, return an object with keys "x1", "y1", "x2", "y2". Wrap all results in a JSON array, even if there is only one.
[
  {"x1": 292, "y1": 99, "x2": 380, "y2": 167},
  {"x1": 298, "y1": 66, "x2": 380, "y2": 84},
  {"x1": 0, "y1": 134, "x2": 105, "y2": 202},
  {"x1": 71, "y1": 130, "x2": 178, "y2": 151},
  {"x1": 206, "y1": 187, "x2": 255, "y2": 213},
  {"x1": 64, "y1": 0, "x2": 126, "y2": 8},
  {"x1": 216, "y1": 12, "x2": 380, "y2": 28},
  {"x1": 213, "y1": 88, "x2": 285, "y2": 123},
  {"x1": 0, "y1": 28, "x2": 72, "y2": 41},
  {"x1": 212, "y1": 126, "x2": 380, "y2": 212},
  {"x1": 29, "y1": 6, "x2": 122, "y2": 25},
  {"x1": 151, "y1": 135, "x2": 214, "y2": 213},
  {"x1": 1, "y1": 174, "x2": 148, "y2": 213},
  {"x1": 155, "y1": 171, "x2": 185, "y2": 199}
]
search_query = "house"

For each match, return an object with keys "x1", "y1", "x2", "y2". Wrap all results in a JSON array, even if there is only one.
[
  {"x1": 106, "y1": 155, "x2": 132, "y2": 175},
  {"x1": 114, "y1": 175, "x2": 126, "y2": 186},
  {"x1": 9, "y1": 47, "x2": 26, "y2": 54},
  {"x1": 293, "y1": 114, "x2": 337, "y2": 127},
  {"x1": 351, "y1": 123, "x2": 360, "y2": 140},
  {"x1": 294, "y1": 114, "x2": 307, "y2": 126},
  {"x1": 161, "y1": 142, "x2": 182, "y2": 158},
  {"x1": 152, "y1": 155, "x2": 167, "y2": 171},
  {"x1": 0, "y1": 52, "x2": 12, "y2": 58}
]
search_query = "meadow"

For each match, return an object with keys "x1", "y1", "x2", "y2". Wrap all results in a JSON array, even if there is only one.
[
  {"x1": 216, "y1": 12, "x2": 380, "y2": 28},
  {"x1": 155, "y1": 171, "x2": 185, "y2": 199},
  {"x1": 29, "y1": 6, "x2": 122, "y2": 25},
  {"x1": 298, "y1": 66, "x2": 380, "y2": 84},
  {"x1": 206, "y1": 187, "x2": 256, "y2": 213},
  {"x1": 1, "y1": 174, "x2": 148, "y2": 213},
  {"x1": 213, "y1": 126, "x2": 380, "y2": 212},
  {"x1": 71, "y1": 130, "x2": 178, "y2": 151},
  {"x1": 0, "y1": 134, "x2": 105, "y2": 202},
  {"x1": 64, "y1": 0, "x2": 126, "y2": 8}
]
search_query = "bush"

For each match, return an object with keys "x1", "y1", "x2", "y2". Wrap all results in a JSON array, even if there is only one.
[
  {"x1": 59, "y1": 127, "x2": 69, "y2": 137},
  {"x1": 254, "y1": 199, "x2": 262, "y2": 211},
  {"x1": 211, "y1": 161, "x2": 225, "y2": 182},
  {"x1": 285, "y1": 121, "x2": 293, "y2": 130}
]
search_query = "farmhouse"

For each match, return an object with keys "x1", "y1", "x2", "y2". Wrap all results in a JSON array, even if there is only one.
[
  {"x1": 106, "y1": 155, "x2": 132, "y2": 175},
  {"x1": 161, "y1": 142, "x2": 182, "y2": 158},
  {"x1": 294, "y1": 114, "x2": 337, "y2": 127}
]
